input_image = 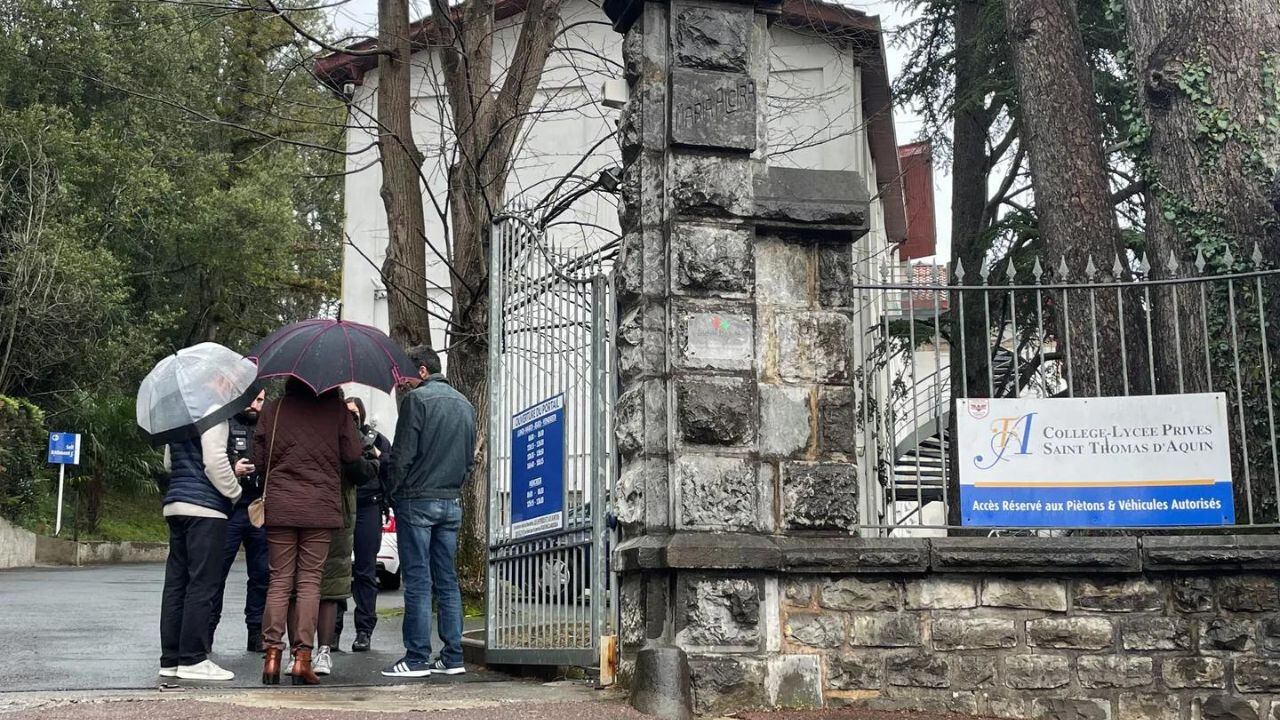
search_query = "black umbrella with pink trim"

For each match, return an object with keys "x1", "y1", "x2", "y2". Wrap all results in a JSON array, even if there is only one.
[{"x1": 248, "y1": 319, "x2": 418, "y2": 394}]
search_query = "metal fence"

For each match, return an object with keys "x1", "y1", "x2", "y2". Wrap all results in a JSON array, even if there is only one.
[
  {"x1": 485, "y1": 211, "x2": 616, "y2": 666},
  {"x1": 856, "y1": 246, "x2": 1280, "y2": 534}
]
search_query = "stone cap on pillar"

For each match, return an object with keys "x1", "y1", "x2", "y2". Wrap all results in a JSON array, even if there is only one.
[
  {"x1": 752, "y1": 166, "x2": 870, "y2": 242},
  {"x1": 603, "y1": 0, "x2": 785, "y2": 33}
]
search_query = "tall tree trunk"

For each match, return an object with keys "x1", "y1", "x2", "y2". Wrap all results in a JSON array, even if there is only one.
[
  {"x1": 376, "y1": 0, "x2": 432, "y2": 348},
  {"x1": 446, "y1": 166, "x2": 495, "y2": 596},
  {"x1": 947, "y1": 0, "x2": 999, "y2": 525},
  {"x1": 1004, "y1": 0, "x2": 1128, "y2": 396},
  {"x1": 1125, "y1": 0, "x2": 1280, "y2": 519},
  {"x1": 1126, "y1": 0, "x2": 1280, "y2": 391}
]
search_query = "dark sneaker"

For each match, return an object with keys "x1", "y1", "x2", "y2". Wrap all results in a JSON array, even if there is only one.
[
  {"x1": 381, "y1": 659, "x2": 432, "y2": 678},
  {"x1": 352, "y1": 631, "x2": 372, "y2": 652},
  {"x1": 428, "y1": 659, "x2": 466, "y2": 676}
]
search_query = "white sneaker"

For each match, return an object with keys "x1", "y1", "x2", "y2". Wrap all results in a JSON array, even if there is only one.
[
  {"x1": 159, "y1": 666, "x2": 177, "y2": 678},
  {"x1": 175, "y1": 659, "x2": 235, "y2": 681},
  {"x1": 313, "y1": 646, "x2": 332, "y2": 676}
]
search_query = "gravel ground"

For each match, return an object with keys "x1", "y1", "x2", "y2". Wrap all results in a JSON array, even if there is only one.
[
  {"x1": 737, "y1": 710, "x2": 998, "y2": 720},
  {"x1": 0, "y1": 682, "x2": 646, "y2": 720},
  {"x1": 2, "y1": 699, "x2": 650, "y2": 720}
]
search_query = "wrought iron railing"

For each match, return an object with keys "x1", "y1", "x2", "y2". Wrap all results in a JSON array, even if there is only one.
[{"x1": 856, "y1": 246, "x2": 1280, "y2": 534}]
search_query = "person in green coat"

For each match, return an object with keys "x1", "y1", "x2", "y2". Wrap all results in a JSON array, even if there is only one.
[{"x1": 312, "y1": 404, "x2": 380, "y2": 676}]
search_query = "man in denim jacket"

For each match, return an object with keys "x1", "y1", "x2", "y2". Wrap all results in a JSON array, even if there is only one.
[{"x1": 381, "y1": 346, "x2": 476, "y2": 678}]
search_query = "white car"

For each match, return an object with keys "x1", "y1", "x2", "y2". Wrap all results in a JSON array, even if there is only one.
[{"x1": 377, "y1": 511, "x2": 401, "y2": 590}]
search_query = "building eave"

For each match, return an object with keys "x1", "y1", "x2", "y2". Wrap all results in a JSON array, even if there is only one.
[
  {"x1": 857, "y1": 14, "x2": 907, "y2": 245},
  {"x1": 315, "y1": 0, "x2": 880, "y2": 89}
]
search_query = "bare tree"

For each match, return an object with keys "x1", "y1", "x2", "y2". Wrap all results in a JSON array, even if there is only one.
[{"x1": 377, "y1": 0, "x2": 433, "y2": 348}]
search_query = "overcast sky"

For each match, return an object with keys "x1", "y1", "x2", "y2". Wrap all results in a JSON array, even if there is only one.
[{"x1": 327, "y1": 0, "x2": 951, "y2": 259}]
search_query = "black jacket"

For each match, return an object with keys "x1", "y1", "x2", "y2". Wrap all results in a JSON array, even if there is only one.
[
  {"x1": 356, "y1": 425, "x2": 392, "y2": 508},
  {"x1": 386, "y1": 375, "x2": 477, "y2": 503},
  {"x1": 226, "y1": 414, "x2": 261, "y2": 508}
]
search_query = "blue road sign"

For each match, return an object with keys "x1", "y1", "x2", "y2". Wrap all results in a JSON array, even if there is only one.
[
  {"x1": 47, "y1": 432, "x2": 82, "y2": 466},
  {"x1": 510, "y1": 395, "x2": 566, "y2": 539}
]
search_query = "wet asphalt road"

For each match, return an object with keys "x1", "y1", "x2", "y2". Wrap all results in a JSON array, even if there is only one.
[{"x1": 0, "y1": 562, "x2": 489, "y2": 692}]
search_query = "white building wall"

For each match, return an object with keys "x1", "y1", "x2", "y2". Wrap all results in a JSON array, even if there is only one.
[{"x1": 340, "y1": 3, "x2": 894, "y2": 434}]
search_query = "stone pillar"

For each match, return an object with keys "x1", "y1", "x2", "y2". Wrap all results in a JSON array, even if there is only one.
[{"x1": 606, "y1": 0, "x2": 871, "y2": 714}]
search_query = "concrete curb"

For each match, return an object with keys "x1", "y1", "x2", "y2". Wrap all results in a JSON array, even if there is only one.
[{"x1": 0, "y1": 515, "x2": 167, "y2": 569}]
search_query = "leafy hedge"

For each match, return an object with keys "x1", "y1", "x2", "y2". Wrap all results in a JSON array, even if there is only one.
[{"x1": 0, "y1": 395, "x2": 49, "y2": 522}]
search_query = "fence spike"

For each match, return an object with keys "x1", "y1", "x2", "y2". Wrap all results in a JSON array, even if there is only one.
[
  {"x1": 1112, "y1": 254, "x2": 1125, "y2": 280},
  {"x1": 1165, "y1": 249, "x2": 1179, "y2": 275},
  {"x1": 1032, "y1": 256, "x2": 1044, "y2": 281},
  {"x1": 1224, "y1": 246, "x2": 1236, "y2": 268},
  {"x1": 1139, "y1": 252, "x2": 1151, "y2": 276},
  {"x1": 979, "y1": 259, "x2": 991, "y2": 283},
  {"x1": 954, "y1": 258, "x2": 966, "y2": 281},
  {"x1": 1006, "y1": 256, "x2": 1017, "y2": 282},
  {"x1": 1253, "y1": 242, "x2": 1264, "y2": 268},
  {"x1": 1195, "y1": 248, "x2": 1207, "y2": 273},
  {"x1": 1056, "y1": 256, "x2": 1070, "y2": 281},
  {"x1": 1085, "y1": 255, "x2": 1098, "y2": 280}
]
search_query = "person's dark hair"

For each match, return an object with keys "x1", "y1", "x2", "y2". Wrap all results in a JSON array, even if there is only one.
[
  {"x1": 347, "y1": 396, "x2": 367, "y2": 426},
  {"x1": 284, "y1": 377, "x2": 315, "y2": 397},
  {"x1": 407, "y1": 345, "x2": 442, "y2": 375}
]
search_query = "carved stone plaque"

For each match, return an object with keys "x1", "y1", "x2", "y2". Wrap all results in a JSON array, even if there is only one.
[{"x1": 669, "y1": 68, "x2": 757, "y2": 151}]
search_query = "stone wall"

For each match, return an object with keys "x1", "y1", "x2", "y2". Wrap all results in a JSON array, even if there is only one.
[
  {"x1": 618, "y1": 536, "x2": 1280, "y2": 719},
  {"x1": 602, "y1": 4, "x2": 1278, "y2": 720},
  {"x1": 0, "y1": 515, "x2": 168, "y2": 569},
  {"x1": 0, "y1": 514, "x2": 37, "y2": 569},
  {"x1": 783, "y1": 572, "x2": 1280, "y2": 720}
]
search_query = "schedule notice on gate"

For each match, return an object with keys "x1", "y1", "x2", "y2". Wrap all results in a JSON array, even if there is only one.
[{"x1": 510, "y1": 394, "x2": 566, "y2": 539}]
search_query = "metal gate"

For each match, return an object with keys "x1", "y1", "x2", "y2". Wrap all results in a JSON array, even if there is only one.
[{"x1": 485, "y1": 211, "x2": 616, "y2": 666}]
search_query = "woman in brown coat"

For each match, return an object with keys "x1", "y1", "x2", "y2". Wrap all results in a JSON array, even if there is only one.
[{"x1": 253, "y1": 378, "x2": 363, "y2": 685}]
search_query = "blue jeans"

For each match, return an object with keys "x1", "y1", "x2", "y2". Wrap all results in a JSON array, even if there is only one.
[{"x1": 395, "y1": 498, "x2": 463, "y2": 666}]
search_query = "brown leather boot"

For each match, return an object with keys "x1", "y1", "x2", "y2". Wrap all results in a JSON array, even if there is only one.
[
  {"x1": 290, "y1": 648, "x2": 321, "y2": 686},
  {"x1": 262, "y1": 647, "x2": 282, "y2": 685}
]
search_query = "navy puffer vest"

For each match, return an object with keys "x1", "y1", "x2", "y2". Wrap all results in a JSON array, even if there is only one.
[{"x1": 163, "y1": 437, "x2": 233, "y2": 517}]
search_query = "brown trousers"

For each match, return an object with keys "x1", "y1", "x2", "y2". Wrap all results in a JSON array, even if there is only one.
[{"x1": 262, "y1": 527, "x2": 331, "y2": 652}]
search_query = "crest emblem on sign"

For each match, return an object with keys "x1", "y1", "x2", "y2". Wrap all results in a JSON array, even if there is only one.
[{"x1": 967, "y1": 399, "x2": 990, "y2": 419}]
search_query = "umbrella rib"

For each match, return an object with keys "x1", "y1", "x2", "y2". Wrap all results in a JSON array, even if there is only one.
[
  {"x1": 341, "y1": 322, "x2": 356, "y2": 385},
  {"x1": 251, "y1": 319, "x2": 323, "y2": 360},
  {"x1": 352, "y1": 323, "x2": 412, "y2": 384},
  {"x1": 255, "y1": 322, "x2": 333, "y2": 395},
  {"x1": 288, "y1": 322, "x2": 333, "y2": 377}
]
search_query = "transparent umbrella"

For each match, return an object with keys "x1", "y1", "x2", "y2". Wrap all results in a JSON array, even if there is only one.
[{"x1": 136, "y1": 342, "x2": 259, "y2": 446}]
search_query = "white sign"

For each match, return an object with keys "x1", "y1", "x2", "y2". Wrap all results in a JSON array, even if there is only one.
[{"x1": 956, "y1": 393, "x2": 1235, "y2": 527}]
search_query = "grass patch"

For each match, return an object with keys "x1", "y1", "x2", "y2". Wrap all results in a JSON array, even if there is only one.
[
  {"x1": 377, "y1": 594, "x2": 485, "y2": 619},
  {"x1": 93, "y1": 492, "x2": 167, "y2": 542},
  {"x1": 17, "y1": 482, "x2": 166, "y2": 543}
]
